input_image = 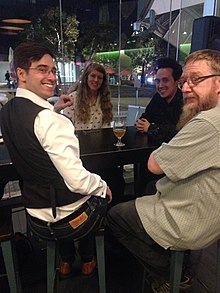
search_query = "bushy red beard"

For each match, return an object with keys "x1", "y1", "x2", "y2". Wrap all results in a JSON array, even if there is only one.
[{"x1": 176, "y1": 94, "x2": 218, "y2": 131}]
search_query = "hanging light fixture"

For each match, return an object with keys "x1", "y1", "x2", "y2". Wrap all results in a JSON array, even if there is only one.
[
  {"x1": 2, "y1": 19, "x2": 31, "y2": 24},
  {"x1": 0, "y1": 26, "x2": 24, "y2": 31},
  {"x1": 0, "y1": 31, "x2": 18, "y2": 35}
]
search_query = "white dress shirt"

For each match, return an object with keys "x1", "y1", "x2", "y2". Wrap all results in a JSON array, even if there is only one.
[{"x1": 16, "y1": 88, "x2": 107, "y2": 222}]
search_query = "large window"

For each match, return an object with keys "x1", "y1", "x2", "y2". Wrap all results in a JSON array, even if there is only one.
[{"x1": 0, "y1": 0, "x2": 213, "y2": 111}]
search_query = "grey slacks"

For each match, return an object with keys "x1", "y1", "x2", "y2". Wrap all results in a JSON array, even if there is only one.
[{"x1": 107, "y1": 199, "x2": 171, "y2": 279}]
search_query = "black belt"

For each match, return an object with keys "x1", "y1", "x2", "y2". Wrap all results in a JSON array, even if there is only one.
[{"x1": 29, "y1": 197, "x2": 95, "y2": 228}]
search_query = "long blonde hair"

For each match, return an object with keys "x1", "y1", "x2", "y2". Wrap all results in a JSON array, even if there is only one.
[{"x1": 75, "y1": 63, "x2": 113, "y2": 124}]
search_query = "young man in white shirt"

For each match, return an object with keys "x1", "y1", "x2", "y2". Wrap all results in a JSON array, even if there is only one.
[{"x1": 0, "y1": 42, "x2": 112, "y2": 278}]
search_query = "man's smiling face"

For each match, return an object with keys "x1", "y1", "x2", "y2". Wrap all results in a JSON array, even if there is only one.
[
  {"x1": 155, "y1": 67, "x2": 178, "y2": 103},
  {"x1": 16, "y1": 54, "x2": 57, "y2": 99}
]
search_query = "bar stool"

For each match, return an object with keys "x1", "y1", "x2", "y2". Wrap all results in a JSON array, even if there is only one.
[
  {"x1": 169, "y1": 241, "x2": 220, "y2": 293},
  {"x1": 34, "y1": 226, "x2": 106, "y2": 293},
  {"x1": 95, "y1": 227, "x2": 106, "y2": 293},
  {"x1": 0, "y1": 207, "x2": 22, "y2": 293},
  {"x1": 169, "y1": 249, "x2": 187, "y2": 293},
  {"x1": 142, "y1": 240, "x2": 220, "y2": 293}
]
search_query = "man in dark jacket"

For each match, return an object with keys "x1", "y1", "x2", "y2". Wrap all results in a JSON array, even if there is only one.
[
  {"x1": 136, "y1": 57, "x2": 183, "y2": 143},
  {"x1": 135, "y1": 58, "x2": 183, "y2": 194}
]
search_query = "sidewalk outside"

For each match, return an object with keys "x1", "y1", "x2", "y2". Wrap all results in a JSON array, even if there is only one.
[{"x1": 110, "y1": 84, "x2": 153, "y2": 113}]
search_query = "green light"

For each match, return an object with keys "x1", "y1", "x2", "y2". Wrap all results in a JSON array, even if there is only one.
[
  {"x1": 95, "y1": 47, "x2": 150, "y2": 58},
  {"x1": 180, "y1": 43, "x2": 191, "y2": 54}
]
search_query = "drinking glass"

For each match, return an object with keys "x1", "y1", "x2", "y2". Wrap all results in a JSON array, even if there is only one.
[{"x1": 113, "y1": 116, "x2": 126, "y2": 147}]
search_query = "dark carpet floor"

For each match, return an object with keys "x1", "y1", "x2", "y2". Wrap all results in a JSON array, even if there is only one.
[{"x1": 0, "y1": 231, "x2": 215, "y2": 293}]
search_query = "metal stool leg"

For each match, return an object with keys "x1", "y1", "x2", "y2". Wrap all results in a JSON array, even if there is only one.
[
  {"x1": 47, "y1": 241, "x2": 57, "y2": 293},
  {"x1": 1, "y1": 239, "x2": 22, "y2": 293},
  {"x1": 217, "y1": 239, "x2": 220, "y2": 293},
  {"x1": 141, "y1": 268, "x2": 147, "y2": 293},
  {"x1": 169, "y1": 250, "x2": 185, "y2": 293},
  {"x1": 95, "y1": 232, "x2": 106, "y2": 293}
]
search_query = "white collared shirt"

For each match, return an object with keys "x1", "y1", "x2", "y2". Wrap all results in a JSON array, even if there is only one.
[{"x1": 16, "y1": 88, "x2": 107, "y2": 222}]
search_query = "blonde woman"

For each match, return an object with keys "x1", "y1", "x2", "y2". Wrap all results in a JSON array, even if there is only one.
[{"x1": 64, "y1": 63, "x2": 113, "y2": 130}]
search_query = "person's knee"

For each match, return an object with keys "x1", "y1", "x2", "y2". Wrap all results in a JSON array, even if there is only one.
[
  {"x1": 107, "y1": 203, "x2": 122, "y2": 223},
  {"x1": 107, "y1": 200, "x2": 135, "y2": 231},
  {"x1": 106, "y1": 204, "x2": 126, "y2": 238}
]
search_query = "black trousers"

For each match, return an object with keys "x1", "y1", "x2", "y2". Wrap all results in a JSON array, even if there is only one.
[{"x1": 27, "y1": 197, "x2": 107, "y2": 262}]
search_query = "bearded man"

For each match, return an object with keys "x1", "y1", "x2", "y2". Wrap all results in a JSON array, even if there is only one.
[{"x1": 107, "y1": 49, "x2": 220, "y2": 293}]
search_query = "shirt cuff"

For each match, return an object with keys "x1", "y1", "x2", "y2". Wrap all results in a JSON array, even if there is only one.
[{"x1": 99, "y1": 180, "x2": 107, "y2": 198}]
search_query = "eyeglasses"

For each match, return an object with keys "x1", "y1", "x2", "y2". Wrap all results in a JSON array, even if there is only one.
[
  {"x1": 178, "y1": 74, "x2": 220, "y2": 89},
  {"x1": 29, "y1": 66, "x2": 57, "y2": 76}
]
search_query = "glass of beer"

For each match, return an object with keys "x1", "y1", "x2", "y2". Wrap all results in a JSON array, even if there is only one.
[{"x1": 113, "y1": 116, "x2": 126, "y2": 147}]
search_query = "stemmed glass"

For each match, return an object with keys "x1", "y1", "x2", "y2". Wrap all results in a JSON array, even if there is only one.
[{"x1": 113, "y1": 116, "x2": 126, "y2": 147}]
